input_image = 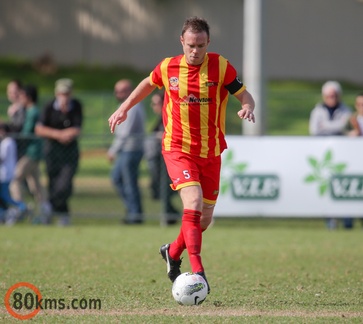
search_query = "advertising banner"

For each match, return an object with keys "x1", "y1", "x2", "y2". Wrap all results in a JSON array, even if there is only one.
[{"x1": 214, "y1": 136, "x2": 363, "y2": 217}]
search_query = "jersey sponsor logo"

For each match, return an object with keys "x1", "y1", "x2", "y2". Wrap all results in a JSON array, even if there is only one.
[{"x1": 178, "y1": 94, "x2": 213, "y2": 104}]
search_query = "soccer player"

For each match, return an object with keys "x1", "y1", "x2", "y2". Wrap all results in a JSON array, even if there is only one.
[{"x1": 108, "y1": 17, "x2": 255, "y2": 293}]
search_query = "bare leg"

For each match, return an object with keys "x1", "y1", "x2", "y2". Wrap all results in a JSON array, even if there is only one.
[{"x1": 201, "y1": 203, "x2": 215, "y2": 230}]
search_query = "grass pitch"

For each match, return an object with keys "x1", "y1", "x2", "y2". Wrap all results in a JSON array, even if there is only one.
[{"x1": 1, "y1": 219, "x2": 362, "y2": 323}]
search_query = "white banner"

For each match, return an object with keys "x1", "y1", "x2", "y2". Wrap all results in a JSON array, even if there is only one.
[{"x1": 214, "y1": 136, "x2": 363, "y2": 217}]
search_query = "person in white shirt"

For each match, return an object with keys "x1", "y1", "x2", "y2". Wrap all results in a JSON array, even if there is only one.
[
  {"x1": 0, "y1": 123, "x2": 27, "y2": 225},
  {"x1": 309, "y1": 81, "x2": 352, "y2": 229}
]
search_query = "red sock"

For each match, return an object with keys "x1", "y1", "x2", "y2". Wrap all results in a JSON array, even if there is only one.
[
  {"x1": 182, "y1": 209, "x2": 204, "y2": 273},
  {"x1": 169, "y1": 211, "x2": 207, "y2": 262},
  {"x1": 169, "y1": 228, "x2": 186, "y2": 261}
]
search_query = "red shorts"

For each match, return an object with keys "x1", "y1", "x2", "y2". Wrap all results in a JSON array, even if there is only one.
[{"x1": 162, "y1": 151, "x2": 221, "y2": 204}]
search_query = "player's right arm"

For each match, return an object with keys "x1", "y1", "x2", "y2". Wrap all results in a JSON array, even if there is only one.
[{"x1": 108, "y1": 77, "x2": 156, "y2": 133}]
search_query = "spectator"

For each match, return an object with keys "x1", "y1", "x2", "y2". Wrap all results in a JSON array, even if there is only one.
[
  {"x1": 348, "y1": 92, "x2": 363, "y2": 136},
  {"x1": 145, "y1": 92, "x2": 179, "y2": 225},
  {"x1": 11, "y1": 85, "x2": 51, "y2": 223},
  {"x1": 347, "y1": 92, "x2": 363, "y2": 228},
  {"x1": 108, "y1": 79, "x2": 145, "y2": 224},
  {"x1": 0, "y1": 122, "x2": 27, "y2": 225},
  {"x1": 6, "y1": 79, "x2": 25, "y2": 133},
  {"x1": 35, "y1": 78, "x2": 83, "y2": 226},
  {"x1": 309, "y1": 81, "x2": 352, "y2": 229}
]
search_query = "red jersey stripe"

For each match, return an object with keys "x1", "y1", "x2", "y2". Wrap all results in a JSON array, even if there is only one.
[{"x1": 150, "y1": 52, "x2": 243, "y2": 158}]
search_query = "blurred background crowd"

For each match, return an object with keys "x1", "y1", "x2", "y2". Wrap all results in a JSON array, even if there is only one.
[{"x1": 0, "y1": 0, "x2": 362, "y2": 228}]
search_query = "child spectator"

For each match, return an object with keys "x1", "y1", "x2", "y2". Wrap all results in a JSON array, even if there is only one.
[{"x1": 0, "y1": 122, "x2": 27, "y2": 225}]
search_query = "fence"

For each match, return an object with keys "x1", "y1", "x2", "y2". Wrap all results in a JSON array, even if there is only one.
[
  {"x1": 1, "y1": 87, "x2": 361, "y2": 224},
  {"x1": 1, "y1": 132, "x2": 181, "y2": 225},
  {"x1": 8, "y1": 134, "x2": 363, "y2": 225}
]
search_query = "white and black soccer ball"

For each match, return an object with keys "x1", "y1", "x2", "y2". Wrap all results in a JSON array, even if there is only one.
[{"x1": 172, "y1": 272, "x2": 208, "y2": 306}]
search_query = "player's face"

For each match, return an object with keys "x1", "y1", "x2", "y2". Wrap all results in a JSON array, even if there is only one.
[{"x1": 180, "y1": 30, "x2": 210, "y2": 66}]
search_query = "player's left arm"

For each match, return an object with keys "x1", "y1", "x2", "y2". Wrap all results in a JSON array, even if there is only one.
[
  {"x1": 234, "y1": 89, "x2": 255, "y2": 123},
  {"x1": 224, "y1": 61, "x2": 255, "y2": 123}
]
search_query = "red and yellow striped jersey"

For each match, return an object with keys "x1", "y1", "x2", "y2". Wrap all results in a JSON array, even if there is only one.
[{"x1": 150, "y1": 52, "x2": 245, "y2": 158}]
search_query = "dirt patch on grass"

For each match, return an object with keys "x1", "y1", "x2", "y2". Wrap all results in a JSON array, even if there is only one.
[{"x1": 3, "y1": 308, "x2": 360, "y2": 319}]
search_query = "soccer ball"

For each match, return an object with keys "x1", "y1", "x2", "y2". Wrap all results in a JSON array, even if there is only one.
[{"x1": 172, "y1": 272, "x2": 208, "y2": 306}]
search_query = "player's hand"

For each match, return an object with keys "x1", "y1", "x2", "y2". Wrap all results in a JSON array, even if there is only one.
[
  {"x1": 108, "y1": 109, "x2": 127, "y2": 133},
  {"x1": 237, "y1": 107, "x2": 255, "y2": 123}
]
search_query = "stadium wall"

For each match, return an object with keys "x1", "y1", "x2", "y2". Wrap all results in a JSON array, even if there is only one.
[{"x1": 0, "y1": 0, "x2": 362, "y2": 84}]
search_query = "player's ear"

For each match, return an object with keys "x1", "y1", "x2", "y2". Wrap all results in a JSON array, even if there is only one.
[{"x1": 180, "y1": 35, "x2": 184, "y2": 45}]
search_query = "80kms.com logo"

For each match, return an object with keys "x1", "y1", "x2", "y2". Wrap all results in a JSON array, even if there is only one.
[
  {"x1": 4, "y1": 282, "x2": 42, "y2": 320},
  {"x1": 4, "y1": 282, "x2": 101, "y2": 320}
]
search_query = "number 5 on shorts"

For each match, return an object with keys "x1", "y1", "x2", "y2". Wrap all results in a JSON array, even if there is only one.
[{"x1": 183, "y1": 170, "x2": 190, "y2": 179}]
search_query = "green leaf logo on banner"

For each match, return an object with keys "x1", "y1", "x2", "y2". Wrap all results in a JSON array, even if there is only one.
[
  {"x1": 304, "y1": 149, "x2": 347, "y2": 196},
  {"x1": 221, "y1": 150, "x2": 248, "y2": 195}
]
